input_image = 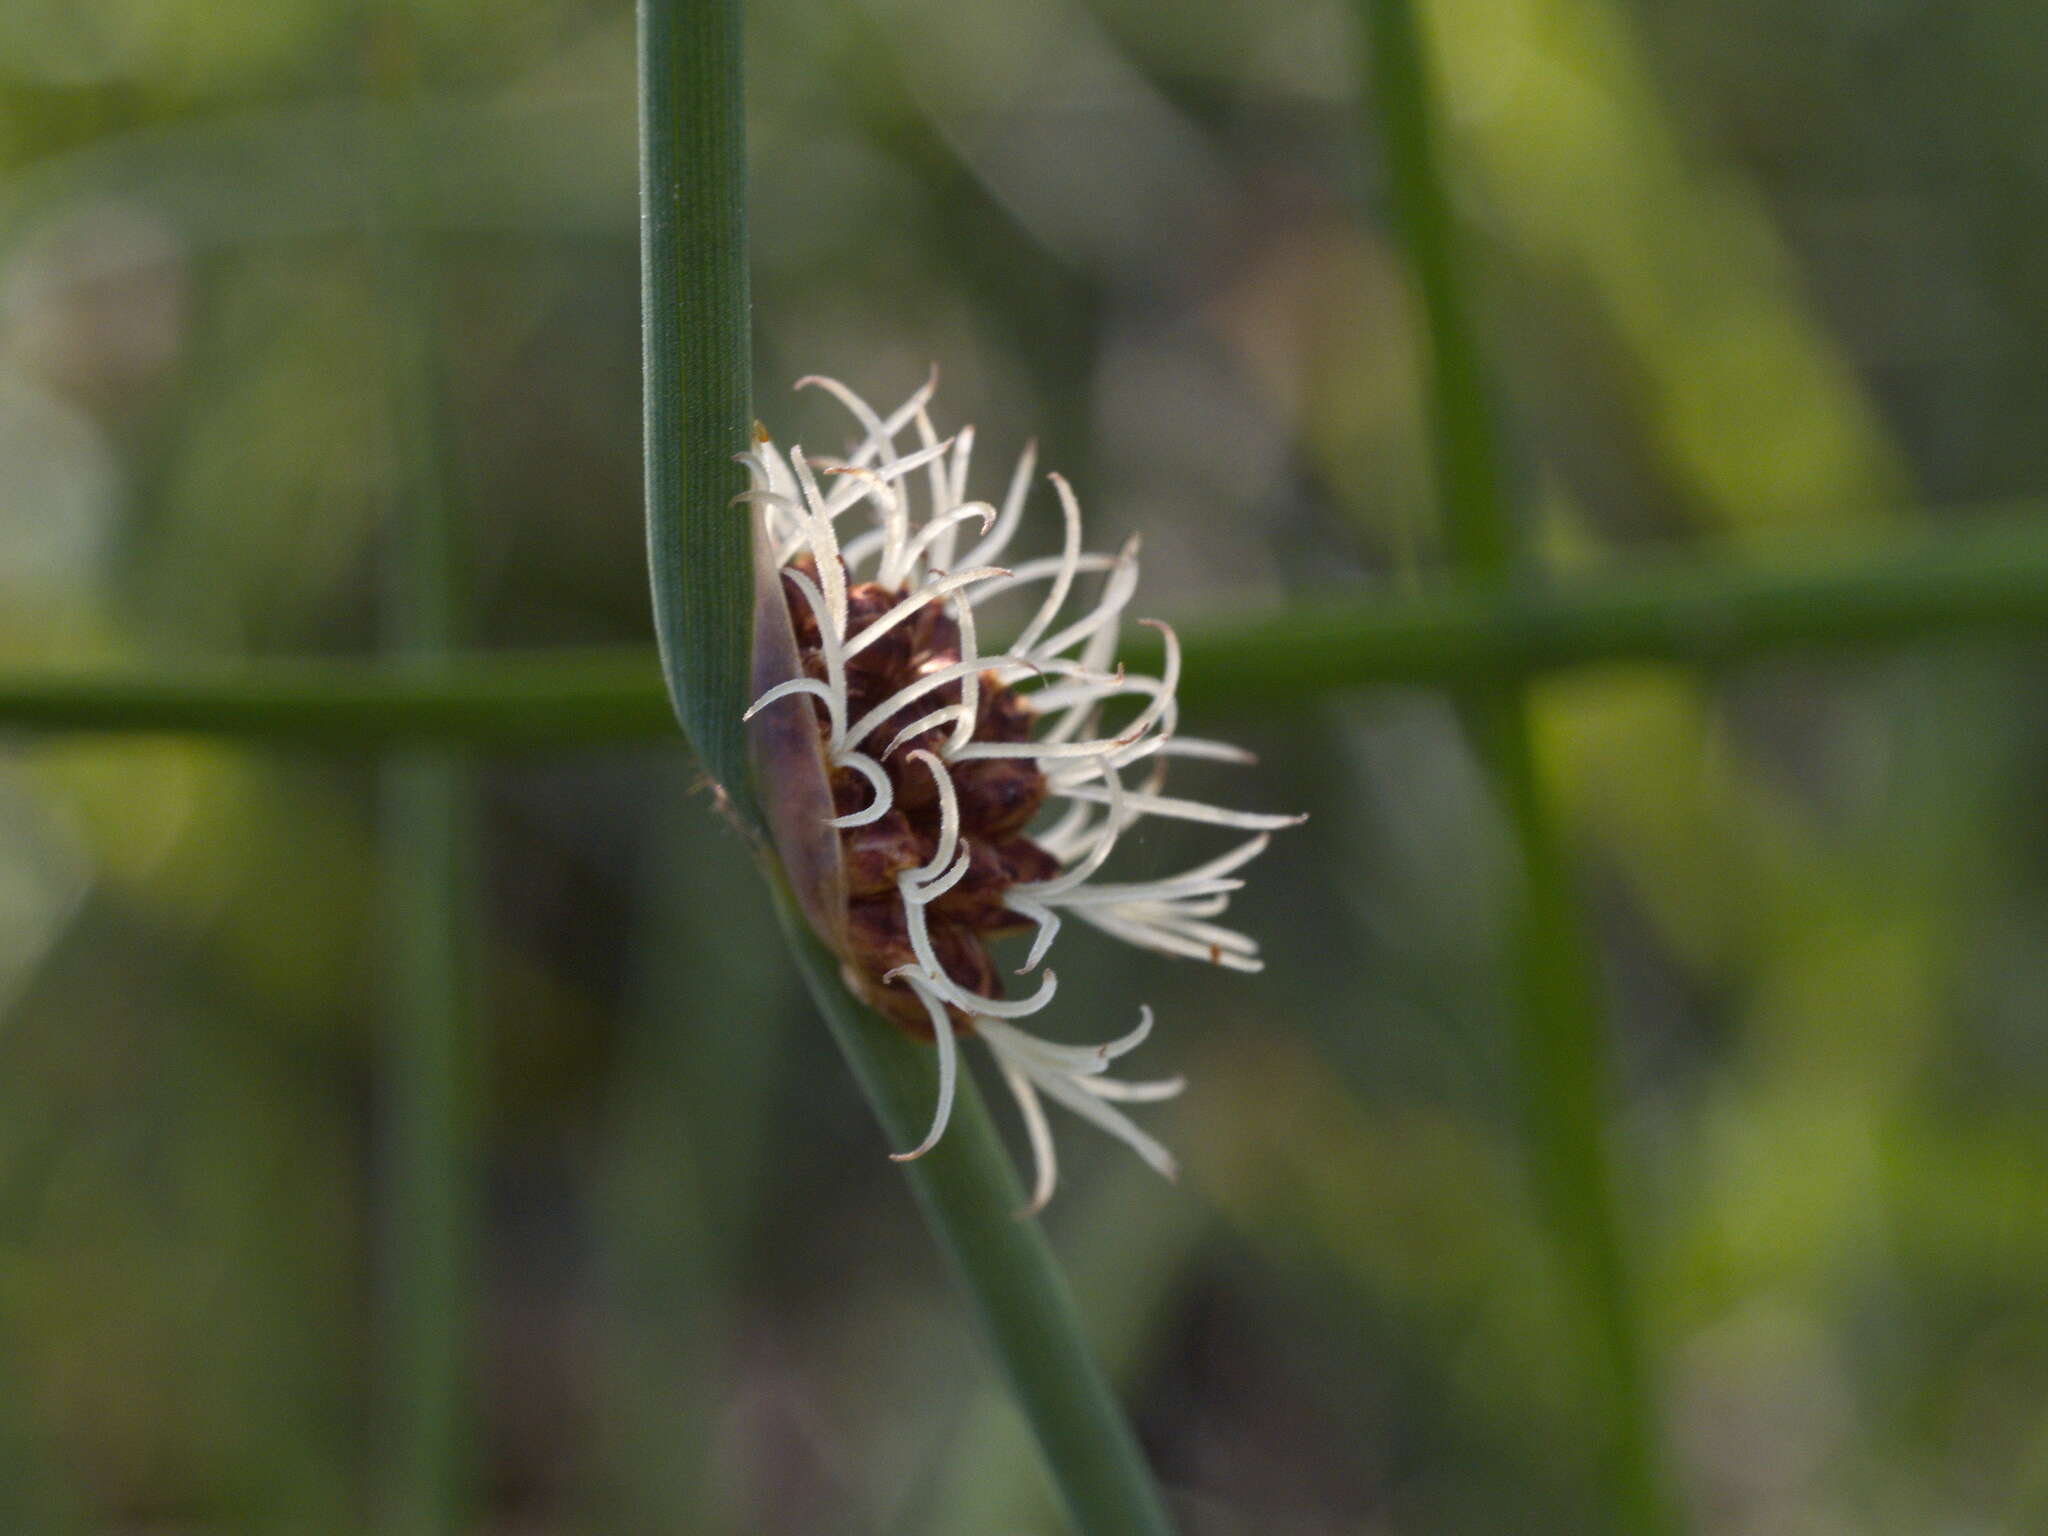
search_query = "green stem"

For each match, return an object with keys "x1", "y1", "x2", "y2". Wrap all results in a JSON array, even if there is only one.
[
  {"x1": 768, "y1": 878, "x2": 1176, "y2": 1536},
  {"x1": 1363, "y1": 0, "x2": 1510, "y2": 582},
  {"x1": 378, "y1": 755, "x2": 479, "y2": 1536},
  {"x1": 7, "y1": 507, "x2": 2048, "y2": 742},
  {"x1": 634, "y1": 1, "x2": 1171, "y2": 1528},
  {"x1": 367, "y1": 14, "x2": 480, "y2": 1532},
  {"x1": 0, "y1": 650, "x2": 670, "y2": 745},
  {"x1": 590, "y1": 802, "x2": 783, "y2": 1535},
  {"x1": 639, "y1": 0, "x2": 757, "y2": 827},
  {"x1": 1360, "y1": 0, "x2": 1679, "y2": 1529}
]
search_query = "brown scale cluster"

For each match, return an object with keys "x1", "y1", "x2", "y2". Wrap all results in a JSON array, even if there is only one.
[{"x1": 786, "y1": 559, "x2": 1061, "y2": 1037}]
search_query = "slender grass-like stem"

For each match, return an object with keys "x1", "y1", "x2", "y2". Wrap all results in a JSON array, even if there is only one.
[
  {"x1": 1358, "y1": 0, "x2": 1681, "y2": 1529},
  {"x1": 377, "y1": 756, "x2": 479, "y2": 1536},
  {"x1": 590, "y1": 804, "x2": 786, "y2": 1535},
  {"x1": 635, "y1": 5, "x2": 1175, "y2": 1526},
  {"x1": 6, "y1": 506, "x2": 2048, "y2": 744},
  {"x1": 767, "y1": 878, "x2": 1177, "y2": 1536},
  {"x1": 366, "y1": 16, "x2": 481, "y2": 1532},
  {"x1": 639, "y1": 0, "x2": 757, "y2": 830}
]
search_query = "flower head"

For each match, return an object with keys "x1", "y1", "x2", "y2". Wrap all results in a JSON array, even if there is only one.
[{"x1": 743, "y1": 374, "x2": 1301, "y2": 1210}]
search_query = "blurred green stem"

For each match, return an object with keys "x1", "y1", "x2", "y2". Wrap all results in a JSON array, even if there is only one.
[
  {"x1": 768, "y1": 878, "x2": 1176, "y2": 1536},
  {"x1": 1359, "y1": 0, "x2": 1679, "y2": 1529},
  {"x1": 590, "y1": 806, "x2": 784, "y2": 1535},
  {"x1": 368, "y1": 14, "x2": 480, "y2": 1533},
  {"x1": 378, "y1": 755, "x2": 479, "y2": 1536},
  {"x1": 8, "y1": 507, "x2": 2048, "y2": 742}
]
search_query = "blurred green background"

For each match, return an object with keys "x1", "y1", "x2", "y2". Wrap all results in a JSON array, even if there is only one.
[{"x1": 3, "y1": 0, "x2": 2048, "y2": 1530}]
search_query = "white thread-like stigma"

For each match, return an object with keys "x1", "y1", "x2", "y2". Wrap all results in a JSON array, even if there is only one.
[{"x1": 741, "y1": 377, "x2": 1300, "y2": 1208}]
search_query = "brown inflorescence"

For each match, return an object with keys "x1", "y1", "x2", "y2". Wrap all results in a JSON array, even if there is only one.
[{"x1": 787, "y1": 558, "x2": 1061, "y2": 1037}]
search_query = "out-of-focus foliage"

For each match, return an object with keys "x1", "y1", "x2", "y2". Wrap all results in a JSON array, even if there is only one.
[{"x1": 1, "y1": 0, "x2": 2045, "y2": 1530}]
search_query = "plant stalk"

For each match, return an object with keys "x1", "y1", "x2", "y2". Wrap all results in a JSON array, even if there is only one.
[
  {"x1": 1359, "y1": 0, "x2": 1681, "y2": 1528},
  {"x1": 9, "y1": 507, "x2": 2048, "y2": 743},
  {"x1": 639, "y1": 0, "x2": 757, "y2": 827},
  {"x1": 769, "y1": 879, "x2": 1177, "y2": 1536},
  {"x1": 367, "y1": 14, "x2": 481, "y2": 1532},
  {"x1": 635, "y1": 0, "x2": 1176, "y2": 1526}
]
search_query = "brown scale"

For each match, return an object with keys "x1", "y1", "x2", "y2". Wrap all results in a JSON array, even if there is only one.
[{"x1": 786, "y1": 559, "x2": 1059, "y2": 1037}]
